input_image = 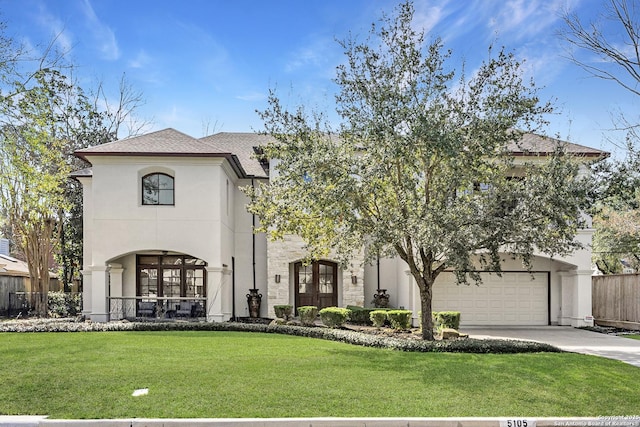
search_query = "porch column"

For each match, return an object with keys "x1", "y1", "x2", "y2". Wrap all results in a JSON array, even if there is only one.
[
  {"x1": 81, "y1": 269, "x2": 92, "y2": 318},
  {"x1": 90, "y1": 265, "x2": 109, "y2": 322},
  {"x1": 109, "y1": 263, "x2": 124, "y2": 320},
  {"x1": 572, "y1": 270, "x2": 594, "y2": 328},
  {"x1": 558, "y1": 271, "x2": 574, "y2": 326},
  {"x1": 206, "y1": 266, "x2": 232, "y2": 322}
]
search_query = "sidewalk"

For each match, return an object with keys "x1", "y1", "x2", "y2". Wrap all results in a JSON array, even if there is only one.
[{"x1": 3, "y1": 416, "x2": 639, "y2": 427}]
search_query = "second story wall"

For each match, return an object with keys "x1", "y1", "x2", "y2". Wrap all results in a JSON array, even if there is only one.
[{"x1": 85, "y1": 155, "x2": 233, "y2": 266}]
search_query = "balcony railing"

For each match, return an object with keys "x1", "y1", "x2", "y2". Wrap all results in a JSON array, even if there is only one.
[{"x1": 108, "y1": 296, "x2": 207, "y2": 321}]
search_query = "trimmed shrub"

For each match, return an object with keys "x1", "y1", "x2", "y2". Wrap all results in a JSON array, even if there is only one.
[
  {"x1": 319, "y1": 307, "x2": 350, "y2": 328},
  {"x1": 370, "y1": 310, "x2": 388, "y2": 328},
  {"x1": 48, "y1": 292, "x2": 82, "y2": 318},
  {"x1": 297, "y1": 306, "x2": 318, "y2": 326},
  {"x1": 273, "y1": 305, "x2": 293, "y2": 320},
  {"x1": 346, "y1": 305, "x2": 373, "y2": 325},
  {"x1": 434, "y1": 311, "x2": 461, "y2": 330},
  {"x1": 386, "y1": 310, "x2": 412, "y2": 330}
]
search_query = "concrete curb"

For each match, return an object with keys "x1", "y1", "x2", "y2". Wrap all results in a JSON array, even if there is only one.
[{"x1": 3, "y1": 417, "x2": 640, "y2": 427}]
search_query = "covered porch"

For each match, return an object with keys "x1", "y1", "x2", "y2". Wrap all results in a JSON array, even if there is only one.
[{"x1": 83, "y1": 250, "x2": 232, "y2": 322}]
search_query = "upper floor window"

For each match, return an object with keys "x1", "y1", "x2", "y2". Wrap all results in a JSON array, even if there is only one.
[{"x1": 142, "y1": 173, "x2": 174, "y2": 205}]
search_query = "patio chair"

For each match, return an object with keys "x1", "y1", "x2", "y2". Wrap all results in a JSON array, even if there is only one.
[
  {"x1": 137, "y1": 301, "x2": 156, "y2": 317},
  {"x1": 193, "y1": 302, "x2": 205, "y2": 318},
  {"x1": 176, "y1": 301, "x2": 193, "y2": 317}
]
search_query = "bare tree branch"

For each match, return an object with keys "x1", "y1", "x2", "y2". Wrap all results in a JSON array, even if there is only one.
[{"x1": 560, "y1": 0, "x2": 640, "y2": 97}]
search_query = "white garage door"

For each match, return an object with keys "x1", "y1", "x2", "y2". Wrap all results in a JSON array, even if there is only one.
[{"x1": 432, "y1": 272, "x2": 548, "y2": 326}]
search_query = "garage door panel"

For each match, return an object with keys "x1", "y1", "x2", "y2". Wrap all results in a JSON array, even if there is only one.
[
  {"x1": 432, "y1": 272, "x2": 548, "y2": 326},
  {"x1": 504, "y1": 300, "x2": 517, "y2": 309},
  {"x1": 461, "y1": 300, "x2": 473, "y2": 309}
]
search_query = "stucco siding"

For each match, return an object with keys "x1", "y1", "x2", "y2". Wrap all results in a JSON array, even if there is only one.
[{"x1": 87, "y1": 157, "x2": 226, "y2": 265}]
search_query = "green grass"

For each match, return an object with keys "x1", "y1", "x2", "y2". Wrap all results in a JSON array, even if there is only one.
[
  {"x1": 624, "y1": 334, "x2": 640, "y2": 340},
  {"x1": 1, "y1": 331, "x2": 639, "y2": 419}
]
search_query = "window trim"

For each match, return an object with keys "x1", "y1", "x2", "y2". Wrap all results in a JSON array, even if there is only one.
[
  {"x1": 136, "y1": 254, "x2": 207, "y2": 298},
  {"x1": 141, "y1": 172, "x2": 175, "y2": 206}
]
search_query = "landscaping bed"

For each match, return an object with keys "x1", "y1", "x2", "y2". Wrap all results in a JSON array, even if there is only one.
[
  {"x1": 0, "y1": 317, "x2": 560, "y2": 354},
  {"x1": 581, "y1": 324, "x2": 640, "y2": 337}
]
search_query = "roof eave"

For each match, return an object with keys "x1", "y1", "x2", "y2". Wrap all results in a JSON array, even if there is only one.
[
  {"x1": 74, "y1": 151, "x2": 260, "y2": 179},
  {"x1": 511, "y1": 152, "x2": 609, "y2": 160}
]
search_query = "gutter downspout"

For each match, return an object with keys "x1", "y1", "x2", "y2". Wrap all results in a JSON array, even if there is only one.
[
  {"x1": 377, "y1": 256, "x2": 381, "y2": 291},
  {"x1": 252, "y1": 179, "x2": 257, "y2": 297},
  {"x1": 232, "y1": 257, "x2": 236, "y2": 320}
]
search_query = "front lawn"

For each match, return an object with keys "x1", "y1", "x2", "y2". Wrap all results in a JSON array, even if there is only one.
[
  {"x1": 624, "y1": 334, "x2": 640, "y2": 340},
  {"x1": 0, "y1": 331, "x2": 639, "y2": 418}
]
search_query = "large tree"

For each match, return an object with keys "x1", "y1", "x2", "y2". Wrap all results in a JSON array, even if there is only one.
[
  {"x1": 561, "y1": 0, "x2": 640, "y2": 272},
  {"x1": 0, "y1": 25, "x2": 147, "y2": 313},
  {"x1": 0, "y1": 68, "x2": 72, "y2": 315},
  {"x1": 245, "y1": 2, "x2": 590, "y2": 340},
  {"x1": 56, "y1": 74, "x2": 148, "y2": 291},
  {"x1": 591, "y1": 146, "x2": 640, "y2": 273}
]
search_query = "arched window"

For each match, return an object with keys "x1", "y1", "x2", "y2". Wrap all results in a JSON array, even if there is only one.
[{"x1": 142, "y1": 173, "x2": 174, "y2": 205}]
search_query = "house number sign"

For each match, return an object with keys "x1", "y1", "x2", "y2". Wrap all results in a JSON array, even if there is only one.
[{"x1": 500, "y1": 420, "x2": 535, "y2": 427}]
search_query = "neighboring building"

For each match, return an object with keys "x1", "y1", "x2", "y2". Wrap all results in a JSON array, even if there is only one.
[
  {"x1": 0, "y1": 238, "x2": 9, "y2": 257},
  {"x1": 74, "y1": 128, "x2": 607, "y2": 327},
  {"x1": 0, "y1": 253, "x2": 29, "y2": 316}
]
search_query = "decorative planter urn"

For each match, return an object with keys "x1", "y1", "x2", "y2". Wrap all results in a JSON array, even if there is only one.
[
  {"x1": 246, "y1": 289, "x2": 262, "y2": 318},
  {"x1": 373, "y1": 289, "x2": 390, "y2": 308}
]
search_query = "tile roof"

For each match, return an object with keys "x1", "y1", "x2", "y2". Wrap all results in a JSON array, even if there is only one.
[
  {"x1": 75, "y1": 128, "x2": 227, "y2": 156},
  {"x1": 74, "y1": 128, "x2": 261, "y2": 178},
  {"x1": 73, "y1": 129, "x2": 608, "y2": 179},
  {"x1": 0, "y1": 254, "x2": 31, "y2": 278},
  {"x1": 199, "y1": 132, "x2": 272, "y2": 178},
  {"x1": 508, "y1": 133, "x2": 607, "y2": 158}
]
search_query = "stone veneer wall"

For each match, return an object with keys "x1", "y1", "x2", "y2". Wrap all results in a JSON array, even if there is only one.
[{"x1": 266, "y1": 235, "x2": 365, "y2": 317}]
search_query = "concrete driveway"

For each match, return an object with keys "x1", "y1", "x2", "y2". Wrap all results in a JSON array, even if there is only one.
[{"x1": 464, "y1": 326, "x2": 640, "y2": 368}]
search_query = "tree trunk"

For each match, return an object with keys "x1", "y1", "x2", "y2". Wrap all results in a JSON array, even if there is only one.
[
  {"x1": 398, "y1": 246, "x2": 439, "y2": 341},
  {"x1": 35, "y1": 280, "x2": 48, "y2": 317},
  {"x1": 409, "y1": 272, "x2": 436, "y2": 340},
  {"x1": 22, "y1": 220, "x2": 52, "y2": 317},
  {"x1": 419, "y1": 281, "x2": 435, "y2": 340}
]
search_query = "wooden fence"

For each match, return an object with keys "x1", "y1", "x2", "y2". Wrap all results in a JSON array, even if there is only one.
[
  {"x1": 0, "y1": 276, "x2": 27, "y2": 315},
  {"x1": 592, "y1": 274, "x2": 640, "y2": 330}
]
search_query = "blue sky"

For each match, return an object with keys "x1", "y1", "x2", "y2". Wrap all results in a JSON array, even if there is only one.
[{"x1": 0, "y1": 0, "x2": 635, "y2": 155}]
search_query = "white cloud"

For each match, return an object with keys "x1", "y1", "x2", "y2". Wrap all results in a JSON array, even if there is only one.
[
  {"x1": 284, "y1": 35, "x2": 336, "y2": 74},
  {"x1": 80, "y1": 0, "x2": 120, "y2": 60},
  {"x1": 413, "y1": 1, "x2": 449, "y2": 36},
  {"x1": 35, "y1": 4, "x2": 74, "y2": 55},
  {"x1": 489, "y1": 0, "x2": 568, "y2": 40},
  {"x1": 129, "y1": 50, "x2": 152, "y2": 69},
  {"x1": 236, "y1": 92, "x2": 267, "y2": 102}
]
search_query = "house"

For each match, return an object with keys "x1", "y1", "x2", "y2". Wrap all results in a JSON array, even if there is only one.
[{"x1": 74, "y1": 128, "x2": 607, "y2": 327}]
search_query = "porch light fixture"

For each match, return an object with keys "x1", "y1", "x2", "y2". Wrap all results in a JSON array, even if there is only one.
[
  {"x1": 275, "y1": 274, "x2": 281, "y2": 283},
  {"x1": 351, "y1": 275, "x2": 357, "y2": 284}
]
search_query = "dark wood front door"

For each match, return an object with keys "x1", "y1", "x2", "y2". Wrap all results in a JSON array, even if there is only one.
[{"x1": 294, "y1": 261, "x2": 338, "y2": 310}]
